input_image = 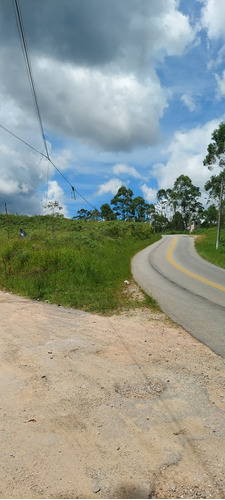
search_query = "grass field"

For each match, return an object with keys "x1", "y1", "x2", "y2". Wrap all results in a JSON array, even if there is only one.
[{"x1": 0, "y1": 215, "x2": 160, "y2": 313}]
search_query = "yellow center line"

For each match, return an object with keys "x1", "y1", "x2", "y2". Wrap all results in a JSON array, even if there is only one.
[{"x1": 167, "y1": 236, "x2": 225, "y2": 292}]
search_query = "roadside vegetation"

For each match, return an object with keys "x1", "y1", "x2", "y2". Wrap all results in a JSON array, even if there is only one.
[
  {"x1": 194, "y1": 227, "x2": 225, "y2": 269},
  {"x1": 0, "y1": 215, "x2": 160, "y2": 314}
]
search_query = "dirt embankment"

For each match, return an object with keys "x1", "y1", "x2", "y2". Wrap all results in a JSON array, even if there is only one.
[{"x1": 1, "y1": 285, "x2": 225, "y2": 499}]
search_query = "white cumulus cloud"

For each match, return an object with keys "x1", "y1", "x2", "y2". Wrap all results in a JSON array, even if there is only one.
[
  {"x1": 112, "y1": 163, "x2": 145, "y2": 179},
  {"x1": 97, "y1": 178, "x2": 123, "y2": 196},
  {"x1": 181, "y1": 93, "x2": 197, "y2": 112},
  {"x1": 201, "y1": 0, "x2": 225, "y2": 39},
  {"x1": 152, "y1": 119, "x2": 222, "y2": 191}
]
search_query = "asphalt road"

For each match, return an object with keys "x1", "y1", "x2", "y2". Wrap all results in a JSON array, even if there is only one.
[{"x1": 132, "y1": 234, "x2": 225, "y2": 358}]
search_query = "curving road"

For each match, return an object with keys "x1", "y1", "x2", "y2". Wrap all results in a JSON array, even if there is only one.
[{"x1": 132, "y1": 234, "x2": 225, "y2": 358}]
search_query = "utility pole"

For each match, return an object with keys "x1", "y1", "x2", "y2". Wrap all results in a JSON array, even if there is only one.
[{"x1": 216, "y1": 177, "x2": 224, "y2": 249}]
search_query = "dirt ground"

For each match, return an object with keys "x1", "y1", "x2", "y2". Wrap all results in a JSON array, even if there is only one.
[{"x1": 1, "y1": 283, "x2": 225, "y2": 499}]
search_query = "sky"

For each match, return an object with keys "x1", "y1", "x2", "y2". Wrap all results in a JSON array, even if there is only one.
[{"x1": 0, "y1": 0, "x2": 225, "y2": 218}]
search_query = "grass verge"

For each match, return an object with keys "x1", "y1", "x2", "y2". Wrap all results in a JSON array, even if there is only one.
[{"x1": 194, "y1": 227, "x2": 225, "y2": 269}]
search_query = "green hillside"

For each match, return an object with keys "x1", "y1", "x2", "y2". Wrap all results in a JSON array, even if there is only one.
[{"x1": 0, "y1": 215, "x2": 160, "y2": 313}]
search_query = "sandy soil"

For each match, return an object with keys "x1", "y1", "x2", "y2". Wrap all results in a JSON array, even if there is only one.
[{"x1": 1, "y1": 283, "x2": 225, "y2": 499}]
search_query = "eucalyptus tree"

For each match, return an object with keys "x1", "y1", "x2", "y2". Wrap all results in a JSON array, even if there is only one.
[
  {"x1": 73, "y1": 209, "x2": 91, "y2": 220},
  {"x1": 130, "y1": 196, "x2": 150, "y2": 222},
  {"x1": 203, "y1": 122, "x2": 225, "y2": 171},
  {"x1": 204, "y1": 171, "x2": 225, "y2": 202},
  {"x1": 172, "y1": 175, "x2": 203, "y2": 230},
  {"x1": 100, "y1": 203, "x2": 117, "y2": 221},
  {"x1": 110, "y1": 186, "x2": 134, "y2": 220},
  {"x1": 203, "y1": 122, "x2": 225, "y2": 247},
  {"x1": 157, "y1": 176, "x2": 202, "y2": 230},
  {"x1": 157, "y1": 188, "x2": 178, "y2": 220},
  {"x1": 201, "y1": 204, "x2": 218, "y2": 228}
]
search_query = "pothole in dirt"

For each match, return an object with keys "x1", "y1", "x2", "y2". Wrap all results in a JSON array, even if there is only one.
[{"x1": 114, "y1": 379, "x2": 165, "y2": 398}]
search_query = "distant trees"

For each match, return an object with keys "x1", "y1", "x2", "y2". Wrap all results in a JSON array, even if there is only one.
[
  {"x1": 155, "y1": 175, "x2": 203, "y2": 231},
  {"x1": 73, "y1": 137, "x2": 225, "y2": 235},
  {"x1": 73, "y1": 177, "x2": 204, "y2": 231},
  {"x1": 73, "y1": 209, "x2": 92, "y2": 221},
  {"x1": 74, "y1": 186, "x2": 151, "y2": 223}
]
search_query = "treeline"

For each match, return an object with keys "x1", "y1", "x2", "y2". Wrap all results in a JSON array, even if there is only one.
[
  {"x1": 74, "y1": 186, "x2": 151, "y2": 223},
  {"x1": 74, "y1": 122, "x2": 225, "y2": 232},
  {"x1": 74, "y1": 176, "x2": 219, "y2": 232}
]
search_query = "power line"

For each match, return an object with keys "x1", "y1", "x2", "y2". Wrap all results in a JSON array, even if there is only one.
[
  {"x1": 12, "y1": 0, "x2": 50, "y2": 160},
  {"x1": 0, "y1": 123, "x2": 96, "y2": 209},
  {"x1": 6, "y1": 0, "x2": 96, "y2": 211},
  {"x1": 0, "y1": 123, "x2": 47, "y2": 158}
]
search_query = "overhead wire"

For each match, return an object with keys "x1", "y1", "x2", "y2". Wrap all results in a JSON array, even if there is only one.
[
  {"x1": 0, "y1": 123, "x2": 96, "y2": 209},
  {"x1": 8, "y1": 0, "x2": 96, "y2": 211},
  {"x1": 12, "y1": 0, "x2": 50, "y2": 160}
]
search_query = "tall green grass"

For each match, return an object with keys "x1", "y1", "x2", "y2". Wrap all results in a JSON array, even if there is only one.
[
  {"x1": 194, "y1": 227, "x2": 225, "y2": 269},
  {"x1": 0, "y1": 215, "x2": 160, "y2": 313}
]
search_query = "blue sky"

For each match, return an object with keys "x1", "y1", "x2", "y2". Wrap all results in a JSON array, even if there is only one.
[{"x1": 0, "y1": 0, "x2": 225, "y2": 218}]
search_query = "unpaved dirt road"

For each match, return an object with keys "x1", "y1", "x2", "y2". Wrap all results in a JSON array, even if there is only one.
[{"x1": 1, "y1": 284, "x2": 225, "y2": 499}]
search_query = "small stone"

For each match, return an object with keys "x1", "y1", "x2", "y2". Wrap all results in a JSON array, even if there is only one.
[{"x1": 93, "y1": 486, "x2": 101, "y2": 493}]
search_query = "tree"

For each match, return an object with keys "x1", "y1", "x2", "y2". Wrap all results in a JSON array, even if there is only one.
[
  {"x1": 111, "y1": 186, "x2": 134, "y2": 220},
  {"x1": 201, "y1": 204, "x2": 218, "y2": 228},
  {"x1": 73, "y1": 209, "x2": 91, "y2": 220},
  {"x1": 157, "y1": 176, "x2": 202, "y2": 230},
  {"x1": 154, "y1": 213, "x2": 169, "y2": 233},
  {"x1": 203, "y1": 122, "x2": 225, "y2": 248},
  {"x1": 146, "y1": 203, "x2": 169, "y2": 232},
  {"x1": 100, "y1": 203, "x2": 117, "y2": 221},
  {"x1": 45, "y1": 200, "x2": 63, "y2": 235},
  {"x1": 46, "y1": 200, "x2": 63, "y2": 217},
  {"x1": 203, "y1": 122, "x2": 225, "y2": 171},
  {"x1": 170, "y1": 211, "x2": 185, "y2": 231},
  {"x1": 89, "y1": 209, "x2": 101, "y2": 221},
  {"x1": 171, "y1": 175, "x2": 202, "y2": 230},
  {"x1": 205, "y1": 170, "x2": 224, "y2": 202},
  {"x1": 157, "y1": 188, "x2": 178, "y2": 218},
  {"x1": 145, "y1": 204, "x2": 156, "y2": 229},
  {"x1": 130, "y1": 196, "x2": 150, "y2": 222}
]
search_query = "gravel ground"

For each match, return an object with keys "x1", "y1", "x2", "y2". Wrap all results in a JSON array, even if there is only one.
[{"x1": 1, "y1": 284, "x2": 225, "y2": 499}]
